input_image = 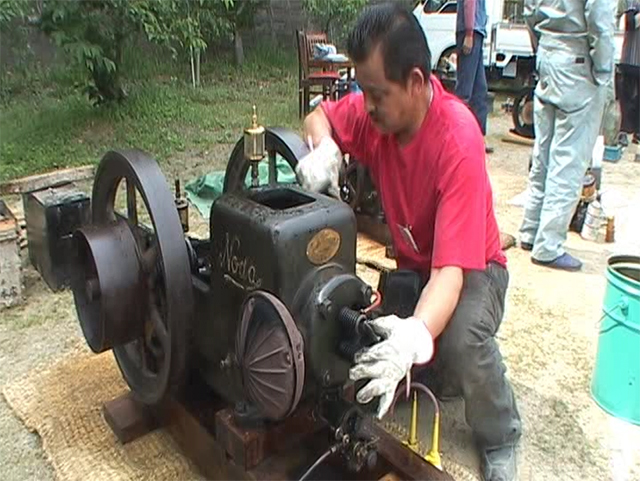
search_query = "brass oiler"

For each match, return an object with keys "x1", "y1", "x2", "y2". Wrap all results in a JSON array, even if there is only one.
[
  {"x1": 175, "y1": 179, "x2": 189, "y2": 233},
  {"x1": 244, "y1": 105, "x2": 266, "y2": 188}
]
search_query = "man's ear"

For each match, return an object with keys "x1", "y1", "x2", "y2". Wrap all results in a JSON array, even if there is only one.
[{"x1": 407, "y1": 67, "x2": 426, "y2": 95}]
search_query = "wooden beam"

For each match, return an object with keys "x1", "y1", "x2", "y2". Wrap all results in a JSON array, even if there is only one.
[
  {"x1": 0, "y1": 165, "x2": 95, "y2": 195},
  {"x1": 215, "y1": 404, "x2": 322, "y2": 470},
  {"x1": 361, "y1": 421, "x2": 454, "y2": 481},
  {"x1": 102, "y1": 392, "x2": 160, "y2": 444},
  {"x1": 501, "y1": 131, "x2": 534, "y2": 147}
]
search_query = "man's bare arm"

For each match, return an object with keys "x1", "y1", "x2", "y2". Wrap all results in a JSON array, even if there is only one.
[
  {"x1": 413, "y1": 266, "x2": 464, "y2": 338},
  {"x1": 303, "y1": 108, "x2": 333, "y2": 149}
]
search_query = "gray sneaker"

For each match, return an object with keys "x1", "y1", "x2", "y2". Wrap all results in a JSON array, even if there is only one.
[{"x1": 481, "y1": 445, "x2": 517, "y2": 481}]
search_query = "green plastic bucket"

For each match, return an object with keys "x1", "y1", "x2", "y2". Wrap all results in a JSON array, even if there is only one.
[{"x1": 591, "y1": 255, "x2": 640, "y2": 425}]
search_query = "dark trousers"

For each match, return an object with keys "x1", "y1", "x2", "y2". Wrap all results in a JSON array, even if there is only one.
[
  {"x1": 617, "y1": 64, "x2": 640, "y2": 136},
  {"x1": 455, "y1": 31, "x2": 489, "y2": 136},
  {"x1": 379, "y1": 263, "x2": 522, "y2": 450}
]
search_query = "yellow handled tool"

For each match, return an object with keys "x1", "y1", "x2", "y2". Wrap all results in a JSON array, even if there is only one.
[{"x1": 396, "y1": 382, "x2": 443, "y2": 471}]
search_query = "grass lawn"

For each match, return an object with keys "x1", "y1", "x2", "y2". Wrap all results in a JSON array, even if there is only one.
[{"x1": 0, "y1": 44, "x2": 302, "y2": 182}]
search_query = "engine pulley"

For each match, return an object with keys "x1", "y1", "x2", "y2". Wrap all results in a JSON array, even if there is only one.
[{"x1": 73, "y1": 219, "x2": 146, "y2": 353}]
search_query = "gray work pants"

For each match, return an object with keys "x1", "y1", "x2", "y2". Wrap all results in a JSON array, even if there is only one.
[
  {"x1": 380, "y1": 263, "x2": 522, "y2": 450},
  {"x1": 519, "y1": 41, "x2": 607, "y2": 261}
]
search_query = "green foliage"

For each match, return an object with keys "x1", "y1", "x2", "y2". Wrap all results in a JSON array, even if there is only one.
[
  {"x1": 31, "y1": 0, "x2": 240, "y2": 104},
  {"x1": 0, "y1": 0, "x2": 29, "y2": 29},
  {"x1": 211, "y1": 0, "x2": 267, "y2": 65},
  {"x1": 0, "y1": 45, "x2": 299, "y2": 182},
  {"x1": 216, "y1": 0, "x2": 265, "y2": 30},
  {"x1": 302, "y1": 0, "x2": 368, "y2": 45},
  {"x1": 36, "y1": 0, "x2": 136, "y2": 104},
  {"x1": 132, "y1": 0, "x2": 234, "y2": 59}
]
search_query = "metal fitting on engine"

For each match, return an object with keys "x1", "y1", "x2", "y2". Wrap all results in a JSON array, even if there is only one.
[{"x1": 244, "y1": 105, "x2": 266, "y2": 188}]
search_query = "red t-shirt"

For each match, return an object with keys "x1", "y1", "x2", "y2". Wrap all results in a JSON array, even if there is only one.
[{"x1": 321, "y1": 76, "x2": 506, "y2": 275}]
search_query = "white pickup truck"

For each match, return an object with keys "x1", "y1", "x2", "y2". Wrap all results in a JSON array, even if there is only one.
[
  {"x1": 413, "y1": 0, "x2": 625, "y2": 85},
  {"x1": 413, "y1": 0, "x2": 626, "y2": 138}
]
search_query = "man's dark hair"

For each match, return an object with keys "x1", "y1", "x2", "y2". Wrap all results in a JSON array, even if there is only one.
[{"x1": 347, "y1": 2, "x2": 432, "y2": 85}]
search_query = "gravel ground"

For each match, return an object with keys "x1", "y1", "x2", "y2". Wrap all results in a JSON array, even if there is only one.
[
  {"x1": 0, "y1": 268, "x2": 83, "y2": 481},
  {"x1": 1, "y1": 103, "x2": 640, "y2": 481}
]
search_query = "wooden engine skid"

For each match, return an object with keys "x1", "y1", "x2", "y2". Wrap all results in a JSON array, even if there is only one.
[
  {"x1": 67, "y1": 119, "x2": 454, "y2": 480},
  {"x1": 102, "y1": 383, "x2": 453, "y2": 481}
]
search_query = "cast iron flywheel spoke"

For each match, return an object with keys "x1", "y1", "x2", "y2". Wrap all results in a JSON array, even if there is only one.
[
  {"x1": 126, "y1": 178, "x2": 138, "y2": 226},
  {"x1": 137, "y1": 339, "x2": 148, "y2": 372},
  {"x1": 149, "y1": 303, "x2": 169, "y2": 350},
  {"x1": 141, "y1": 244, "x2": 159, "y2": 274},
  {"x1": 268, "y1": 150, "x2": 278, "y2": 186},
  {"x1": 347, "y1": 183, "x2": 357, "y2": 199}
]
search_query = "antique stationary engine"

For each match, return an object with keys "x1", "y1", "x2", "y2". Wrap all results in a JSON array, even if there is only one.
[
  {"x1": 70, "y1": 109, "x2": 384, "y2": 428},
  {"x1": 66, "y1": 108, "x2": 455, "y2": 481}
]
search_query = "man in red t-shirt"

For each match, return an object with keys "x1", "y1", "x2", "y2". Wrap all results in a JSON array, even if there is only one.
[{"x1": 295, "y1": 4, "x2": 521, "y2": 481}]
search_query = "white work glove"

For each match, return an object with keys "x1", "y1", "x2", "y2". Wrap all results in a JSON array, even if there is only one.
[
  {"x1": 295, "y1": 136, "x2": 343, "y2": 198},
  {"x1": 348, "y1": 315, "x2": 434, "y2": 419}
]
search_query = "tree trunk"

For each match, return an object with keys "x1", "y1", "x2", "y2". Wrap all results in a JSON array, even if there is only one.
[
  {"x1": 195, "y1": 48, "x2": 201, "y2": 87},
  {"x1": 234, "y1": 28, "x2": 244, "y2": 66},
  {"x1": 92, "y1": 64, "x2": 124, "y2": 104},
  {"x1": 190, "y1": 46, "x2": 196, "y2": 88},
  {"x1": 267, "y1": 0, "x2": 277, "y2": 42}
]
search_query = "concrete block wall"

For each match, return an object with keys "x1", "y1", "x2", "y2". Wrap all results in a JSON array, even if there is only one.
[
  {"x1": 0, "y1": 204, "x2": 23, "y2": 310},
  {"x1": 0, "y1": 0, "x2": 416, "y2": 70}
]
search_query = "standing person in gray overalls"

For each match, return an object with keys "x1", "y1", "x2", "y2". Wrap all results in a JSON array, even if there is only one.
[
  {"x1": 518, "y1": 0, "x2": 616, "y2": 271},
  {"x1": 455, "y1": 0, "x2": 493, "y2": 153}
]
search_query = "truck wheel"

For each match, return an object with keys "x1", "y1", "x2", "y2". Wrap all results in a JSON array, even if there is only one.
[
  {"x1": 436, "y1": 48, "x2": 457, "y2": 93},
  {"x1": 512, "y1": 88, "x2": 535, "y2": 139}
]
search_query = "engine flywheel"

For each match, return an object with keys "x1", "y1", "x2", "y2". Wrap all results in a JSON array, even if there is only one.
[{"x1": 71, "y1": 149, "x2": 193, "y2": 405}]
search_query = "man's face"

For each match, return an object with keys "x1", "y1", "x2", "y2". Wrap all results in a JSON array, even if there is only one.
[{"x1": 354, "y1": 46, "x2": 423, "y2": 136}]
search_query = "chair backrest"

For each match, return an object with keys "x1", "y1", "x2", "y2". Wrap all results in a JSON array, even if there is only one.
[
  {"x1": 305, "y1": 32, "x2": 329, "y2": 60},
  {"x1": 296, "y1": 30, "x2": 333, "y2": 83},
  {"x1": 296, "y1": 30, "x2": 307, "y2": 79}
]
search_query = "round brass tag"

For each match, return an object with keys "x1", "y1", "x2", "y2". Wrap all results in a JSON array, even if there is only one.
[{"x1": 306, "y1": 228, "x2": 341, "y2": 265}]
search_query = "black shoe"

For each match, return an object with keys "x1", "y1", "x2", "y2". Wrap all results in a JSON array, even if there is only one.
[
  {"x1": 481, "y1": 445, "x2": 517, "y2": 481},
  {"x1": 520, "y1": 241, "x2": 533, "y2": 251},
  {"x1": 485, "y1": 145, "x2": 494, "y2": 154},
  {"x1": 618, "y1": 133, "x2": 629, "y2": 147}
]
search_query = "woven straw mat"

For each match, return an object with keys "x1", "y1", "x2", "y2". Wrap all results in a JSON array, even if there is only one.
[
  {"x1": 2, "y1": 339, "x2": 480, "y2": 481},
  {"x1": 2, "y1": 348, "x2": 201, "y2": 481}
]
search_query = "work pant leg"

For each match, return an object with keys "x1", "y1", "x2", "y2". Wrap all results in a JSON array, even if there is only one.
[
  {"x1": 619, "y1": 64, "x2": 640, "y2": 135},
  {"x1": 455, "y1": 31, "x2": 488, "y2": 135},
  {"x1": 519, "y1": 96, "x2": 555, "y2": 245},
  {"x1": 422, "y1": 263, "x2": 522, "y2": 449},
  {"x1": 531, "y1": 88, "x2": 606, "y2": 261}
]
